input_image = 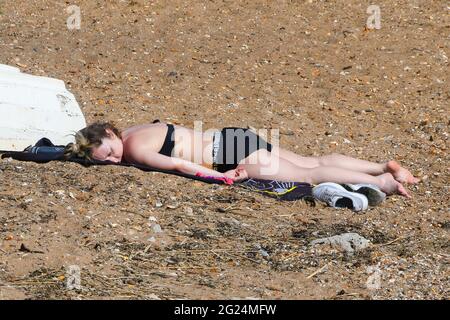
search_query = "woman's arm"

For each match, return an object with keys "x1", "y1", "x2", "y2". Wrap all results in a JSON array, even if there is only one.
[
  {"x1": 178, "y1": 158, "x2": 226, "y2": 177},
  {"x1": 132, "y1": 149, "x2": 226, "y2": 178}
]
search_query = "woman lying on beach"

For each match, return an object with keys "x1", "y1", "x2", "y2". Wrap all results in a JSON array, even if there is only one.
[{"x1": 64, "y1": 121, "x2": 419, "y2": 197}]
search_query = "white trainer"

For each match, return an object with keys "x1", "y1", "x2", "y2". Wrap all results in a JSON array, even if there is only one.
[
  {"x1": 342, "y1": 184, "x2": 386, "y2": 206},
  {"x1": 312, "y1": 182, "x2": 369, "y2": 212}
]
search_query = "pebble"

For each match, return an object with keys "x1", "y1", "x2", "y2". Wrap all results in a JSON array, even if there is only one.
[
  {"x1": 55, "y1": 190, "x2": 65, "y2": 198},
  {"x1": 259, "y1": 248, "x2": 269, "y2": 258},
  {"x1": 254, "y1": 244, "x2": 269, "y2": 257},
  {"x1": 166, "y1": 203, "x2": 179, "y2": 209},
  {"x1": 152, "y1": 224, "x2": 162, "y2": 233},
  {"x1": 227, "y1": 102, "x2": 239, "y2": 109},
  {"x1": 67, "y1": 206, "x2": 75, "y2": 216},
  {"x1": 311, "y1": 233, "x2": 370, "y2": 255}
]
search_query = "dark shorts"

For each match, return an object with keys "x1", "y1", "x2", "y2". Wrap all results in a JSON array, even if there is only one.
[{"x1": 212, "y1": 127, "x2": 272, "y2": 173}]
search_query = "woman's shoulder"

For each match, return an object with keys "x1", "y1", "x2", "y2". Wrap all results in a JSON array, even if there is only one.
[
  {"x1": 122, "y1": 122, "x2": 167, "y2": 148},
  {"x1": 123, "y1": 122, "x2": 165, "y2": 135}
]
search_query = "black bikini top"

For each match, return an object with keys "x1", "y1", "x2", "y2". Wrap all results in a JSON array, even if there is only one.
[{"x1": 153, "y1": 120, "x2": 174, "y2": 157}]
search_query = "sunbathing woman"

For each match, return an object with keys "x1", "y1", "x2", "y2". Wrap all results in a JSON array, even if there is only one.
[{"x1": 64, "y1": 121, "x2": 419, "y2": 197}]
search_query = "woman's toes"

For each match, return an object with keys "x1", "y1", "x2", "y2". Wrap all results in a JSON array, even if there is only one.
[
  {"x1": 405, "y1": 174, "x2": 420, "y2": 185},
  {"x1": 397, "y1": 182, "x2": 411, "y2": 198},
  {"x1": 387, "y1": 160, "x2": 401, "y2": 172},
  {"x1": 411, "y1": 177, "x2": 421, "y2": 184}
]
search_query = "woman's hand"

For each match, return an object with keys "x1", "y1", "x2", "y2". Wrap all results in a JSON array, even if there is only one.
[{"x1": 223, "y1": 168, "x2": 248, "y2": 182}]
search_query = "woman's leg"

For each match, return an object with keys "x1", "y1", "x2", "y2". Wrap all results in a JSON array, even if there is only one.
[
  {"x1": 238, "y1": 150, "x2": 410, "y2": 197},
  {"x1": 271, "y1": 147, "x2": 385, "y2": 173},
  {"x1": 271, "y1": 147, "x2": 419, "y2": 184}
]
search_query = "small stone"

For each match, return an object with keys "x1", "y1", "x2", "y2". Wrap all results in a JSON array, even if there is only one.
[
  {"x1": 259, "y1": 248, "x2": 269, "y2": 258},
  {"x1": 227, "y1": 102, "x2": 239, "y2": 108},
  {"x1": 311, "y1": 233, "x2": 370, "y2": 255},
  {"x1": 152, "y1": 224, "x2": 162, "y2": 233},
  {"x1": 55, "y1": 190, "x2": 65, "y2": 198},
  {"x1": 67, "y1": 206, "x2": 75, "y2": 216},
  {"x1": 166, "y1": 203, "x2": 179, "y2": 209},
  {"x1": 147, "y1": 293, "x2": 161, "y2": 300}
]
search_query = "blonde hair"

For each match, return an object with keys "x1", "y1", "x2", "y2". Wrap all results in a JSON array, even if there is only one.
[{"x1": 64, "y1": 122, "x2": 120, "y2": 160}]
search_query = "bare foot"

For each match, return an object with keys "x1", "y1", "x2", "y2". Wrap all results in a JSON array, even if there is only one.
[
  {"x1": 378, "y1": 173, "x2": 411, "y2": 198},
  {"x1": 386, "y1": 160, "x2": 420, "y2": 184}
]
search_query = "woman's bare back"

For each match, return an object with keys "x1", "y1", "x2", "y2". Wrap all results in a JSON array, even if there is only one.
[{"x1": 121, "y1": 123, "x2": 215, "y2": 167}]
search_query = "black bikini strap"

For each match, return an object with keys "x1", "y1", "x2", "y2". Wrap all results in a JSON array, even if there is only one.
[{"x1": 158, "y1": 124, "x2": 175, "y2": 157}]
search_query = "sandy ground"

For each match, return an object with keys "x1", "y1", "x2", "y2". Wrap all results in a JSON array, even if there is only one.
[{"x1": 0, "y1": 0, "x2": 448, "y2": 299}]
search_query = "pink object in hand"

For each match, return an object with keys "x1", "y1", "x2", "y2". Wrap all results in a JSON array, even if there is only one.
[{"x1": 195, "y1": 172, "x2": 234, "y2": 185}]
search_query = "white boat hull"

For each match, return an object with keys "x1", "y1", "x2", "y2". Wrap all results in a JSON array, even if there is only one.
[{"x1": 0, "y1": 64, "x2": 86, "y2": 151}]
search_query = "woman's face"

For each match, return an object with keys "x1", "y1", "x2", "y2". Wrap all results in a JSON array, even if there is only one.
[{"x1": 91, "y1": 129, "x2": 123, "y2": 163}]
